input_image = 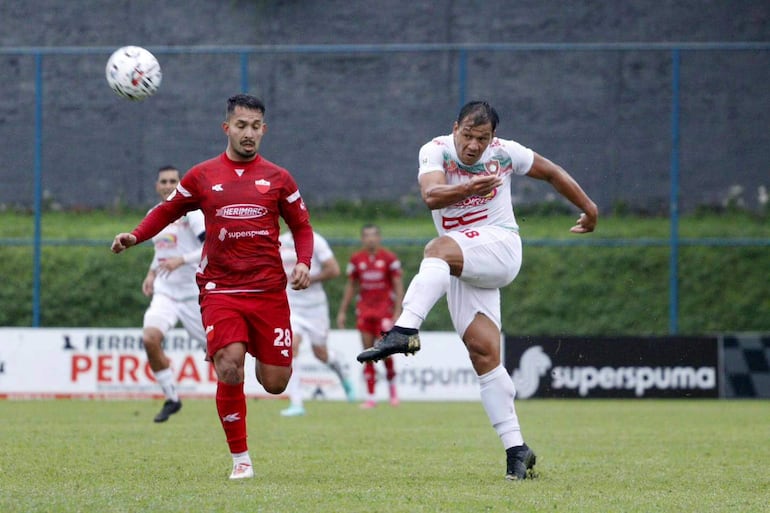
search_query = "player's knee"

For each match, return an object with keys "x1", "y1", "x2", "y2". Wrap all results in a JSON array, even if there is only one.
[
  {"x1": 260, "y1": 374, "x2": 289, "y2": 394},
  {"x1": 263, "y1": 381, "x2": 287, "y2": 395},
  {"x1": 142, "y1": 328, "x2": 163, "y2": 347},
  {"x1": 214, "y1": 356, "x2": 244, "y2": 384},
  {"x1": 469, "y1": 348, "x2": 500, "y2": 375},
  {"x1": 423, "y1": 237, "x2": 448, "y2": 259},
  {"x1": 466, "y1": 336, "x2": 501, "y2": 374},
  {"x1": 423, "y1": 237, "x2": 462, "y2": 272},
  {"x1": 312, "y1": 344, "x2": 327, "y2": 362},
  {"x1": 142, "y1": 336, "x2": 164, "y2": 358},
  {"x1": 215, "y1": 364, "x2": 242, "y2": 384}
]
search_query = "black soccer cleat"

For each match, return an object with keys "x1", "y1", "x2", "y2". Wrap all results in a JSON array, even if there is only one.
[
  {"x1": 505, "y1": 444, "x2": 537, "y2": 481},
  {"x1": 356, "y1": 329, "x2": 421, "y2": 363},
  {"x1": 154, "y1": 399, "x2": 182, "y2": 423}
]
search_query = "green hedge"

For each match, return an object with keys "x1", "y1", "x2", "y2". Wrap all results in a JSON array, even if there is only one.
[{"x1": 2, "y1": 238, "x2": 769, "y2": 335}]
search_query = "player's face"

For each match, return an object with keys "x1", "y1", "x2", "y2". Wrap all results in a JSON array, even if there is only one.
[
  {"x1": 155, "y1": 169, "x2": 179, "y2": 200},
  {"x1": 223, "y1": 106, "x2": 267, "y2": 161},
  {"x1": 361, "y1": 228, "x2": 381, "y2": 252},
  {"x1": 452, "y1": 120, "x2": 494, "y2": 166}
]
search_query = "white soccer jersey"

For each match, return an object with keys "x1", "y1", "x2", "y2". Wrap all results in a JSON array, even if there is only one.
[
  {"x1": 418, "y1": 134, "x2": 535, "y2": 235},
  {"x1": 280, "y1": 230, "x2": 334, "y2": 309},
  {"x1": 149, "y1": 208, "x2": 205, "y2": 300}
]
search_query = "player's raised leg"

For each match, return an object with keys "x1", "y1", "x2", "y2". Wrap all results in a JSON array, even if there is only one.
[{"x1": 357, "y1": 241, "x2": 457, "y2": 363}]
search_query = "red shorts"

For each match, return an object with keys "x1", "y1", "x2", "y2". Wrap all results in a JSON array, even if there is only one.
[
  {"x1": 201, "y1": 290, "x2": 293, "y2": 367},
  {"x1": 356, "y1": 315, "x2": 393, "y2": 336}
]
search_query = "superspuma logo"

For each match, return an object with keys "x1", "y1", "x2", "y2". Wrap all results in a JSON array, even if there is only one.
[
  {"x1": 550, "y1": 365, "x2": 716, "y2": 397},
  {"x1": 511, "y1": 345, "x2": 716, "y2": 398}
]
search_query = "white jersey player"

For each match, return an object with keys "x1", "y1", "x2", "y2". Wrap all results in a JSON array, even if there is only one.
[
  {"x1": 141, "y1": 166, "x2": 206, "y2": 423},
  {"x1": 357, "y1": 101, "x2": 598, "y2": 480},
  {"x1": 278, "y1": 230, "x2": 355, "y2": 416}
]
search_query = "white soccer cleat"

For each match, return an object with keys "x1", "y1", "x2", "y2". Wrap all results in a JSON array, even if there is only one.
[
  {"x1": 229, "y1": 461, "x2": 254, "y2": 480},
  {"x1": 280, "y1": 405, "x2": 306, "y2": 417}
]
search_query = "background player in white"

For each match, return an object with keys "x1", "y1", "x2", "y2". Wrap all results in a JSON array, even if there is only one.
[
  {"x1": 279, "y1": 230, "x2": 355, "y2": 417},
  {"x1": 358, "y1": 101, "x2": 598, "y2": 480},
  {"x1": 141, "y1": 165, "x2": 206, "y2": 422}
]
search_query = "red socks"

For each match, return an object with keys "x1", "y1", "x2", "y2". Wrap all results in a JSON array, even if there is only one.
[
  {"x1": 383, "y1": 357, "x2": 396, "y2": 382},
  {"x1": 364, "y1": 362, "x2": 376, "y2": 395},
  {"x1": 216, "y1": 381, "x2": 248, "y2": 454}
]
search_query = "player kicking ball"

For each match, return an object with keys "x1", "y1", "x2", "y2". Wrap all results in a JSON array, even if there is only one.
[{"x1": 358, "y1": 101, "x2": 597, "y2": 479}]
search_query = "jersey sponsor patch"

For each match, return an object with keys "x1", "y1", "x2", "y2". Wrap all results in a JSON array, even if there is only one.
[
  {"x1": 215, "y1": 204, "x2": 268, "y2": 219},
  {"x1": 442, "y1": 209, "x2": 489, "y2": 229}
]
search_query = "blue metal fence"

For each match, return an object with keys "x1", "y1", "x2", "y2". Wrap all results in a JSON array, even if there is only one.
[{"x1": 1, "y1": 42, "x2": 769, "y2": 330}]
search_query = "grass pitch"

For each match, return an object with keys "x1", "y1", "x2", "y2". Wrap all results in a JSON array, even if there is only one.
[{"x1": 1, "y1": 399, "x2": 767, "y2": 513}]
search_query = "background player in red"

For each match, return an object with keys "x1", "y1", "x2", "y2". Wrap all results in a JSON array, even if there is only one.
[
  {"x1": 336, "y1": 224, "x2": 404, "y2": 408},
  {"x1": 111, "y1": 94, "x2": 314, "y2": 480}
]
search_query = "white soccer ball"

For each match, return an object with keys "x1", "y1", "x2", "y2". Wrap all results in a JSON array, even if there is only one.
[{"x1": 105, "y1": 46, "x2": 162, "y2": 101}]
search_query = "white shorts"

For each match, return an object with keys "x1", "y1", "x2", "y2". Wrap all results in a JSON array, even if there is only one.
[
  {"x1": 290, "y1": 302, "x2": 330, "y2": 347},
  {"x1": 445, "y1": 226, "x2": 522, "y2": 336},
  {"x1": 143, "y1": 293, "x2": 206, "y2": 343}
]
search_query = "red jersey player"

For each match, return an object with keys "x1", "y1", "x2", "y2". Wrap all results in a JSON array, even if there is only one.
[
  {"x1": 111, "y1": 94, "x2": 314, "y2": 480},
  {"x1": 336, "y1": 224, "x2": 404, "y2": 408}
]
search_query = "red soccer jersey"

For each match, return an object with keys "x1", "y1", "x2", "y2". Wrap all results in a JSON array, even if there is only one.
[
  {"x1": 132, "y1": 152, "x2": 313, "y2": 296},
  {"x1": 346, "y1": 248, "x2": 402, "y2": 319}
]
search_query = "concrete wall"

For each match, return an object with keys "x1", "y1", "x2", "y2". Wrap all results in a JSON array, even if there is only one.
[{"x1": 1, "y1": 1, "x2": 768, "y2": 212}]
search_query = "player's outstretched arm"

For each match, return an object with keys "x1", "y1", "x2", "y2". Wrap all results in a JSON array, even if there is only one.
[
  {"x1": 526, "y1": 153, "x2": 598, "y2": 234},
  {"x1": 111, "y1": 232, "x2": 137, "y2": 254},
  {"x1": 569, "y1": 213, "x2": 597, "y2": 234}
]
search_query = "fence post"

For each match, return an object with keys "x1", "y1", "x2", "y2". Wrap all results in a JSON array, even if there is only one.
[
  {"x1": 457, "y1": 48, "x2": 467, "y2": 110},
  {"x1": 33, "y1": 52, "x2": 44, "y2": 327},
  {"x1": 669, "y1": 48, "x2": 681, "y2": 334},
  {"x1": 240, "y1": 51, "x2": 249, "y2": 93}
]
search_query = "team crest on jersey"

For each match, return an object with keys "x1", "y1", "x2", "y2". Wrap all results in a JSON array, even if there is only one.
[
  {"x1": 254, "y1": 179, "x2": 271, "y2": 194},
  {"x1": 155, "y1": 233, "x2": 178, "y2": 249}
]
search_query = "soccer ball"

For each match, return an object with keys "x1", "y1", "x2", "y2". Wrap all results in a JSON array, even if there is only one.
[{"x1": 105, "y1": 46, "x2": 162, "y2": 101}]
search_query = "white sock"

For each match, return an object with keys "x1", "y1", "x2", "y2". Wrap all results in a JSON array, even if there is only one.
[
  {"x1": 287, "y1": 364, "x2": 303, "y2": 408},
  {"x1": 154, "y1": 368, "x2": 179, "y2": 402},
  {"x1": 395, "y1": 257, "x2": 451, "y2": 329},
  {"x1": 232, "y1": 451, "x2": 251, "y2": 465},
  {"x1": 325, "y1": 350, "x2": 346, "y2": 383},
  {"x1": 478, "y1": 365, "x2": 524, "y2": 449}
]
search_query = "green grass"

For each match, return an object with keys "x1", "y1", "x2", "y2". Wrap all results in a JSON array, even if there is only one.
[{"x1": 1, "y1": 399, "x2": 767, "y2": 512}]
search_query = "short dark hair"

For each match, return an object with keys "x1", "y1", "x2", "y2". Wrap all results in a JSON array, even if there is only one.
[
  {"x1": 361, "y1": 223, "x2": 380, "y2": 235},
  {"x1": 457, "y1": 101, "x2": 499, "y2": 131},
  {"x1": 226, "y1": 94, "x2": 266, "y2": 119},
  {"x1": 156, "y1": 165, "x2": 179, "y2": 178},
  {"x1": 157, "y1": 165, "x2": 177, "y2": 173}
]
